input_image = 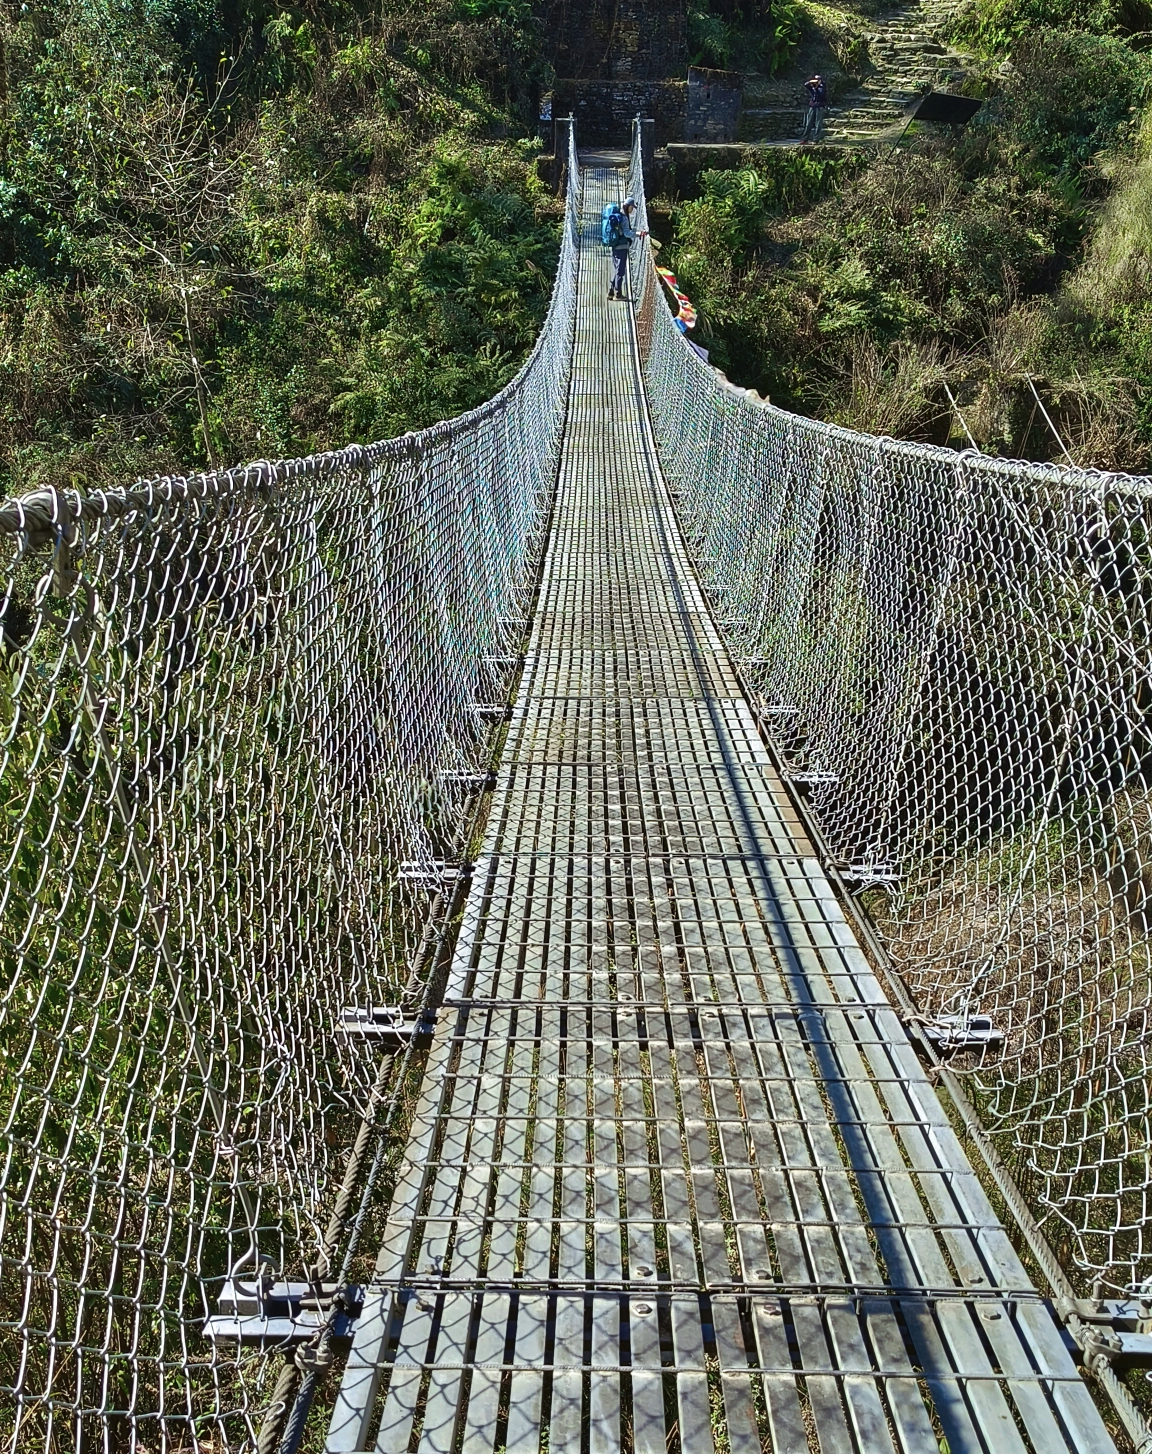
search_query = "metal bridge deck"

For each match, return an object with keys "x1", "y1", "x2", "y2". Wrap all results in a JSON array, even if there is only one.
[{"x1": 325, "y1": 169, "x2": 1116, "y2": 1454}]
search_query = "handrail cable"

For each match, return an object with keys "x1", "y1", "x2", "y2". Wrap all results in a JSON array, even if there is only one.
[
  {"x1": 1, "y1": 110, "x2": 1152, "y2": 1451},
  {"x1": 631, "y1": 117, "x2": 1152, "y2": 1452}
]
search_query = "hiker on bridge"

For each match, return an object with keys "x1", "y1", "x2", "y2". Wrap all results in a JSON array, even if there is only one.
[
  {"x1": 800, "y1": 74, "x2": 828, "y2": 141},
  {"x1": 602, "y1": 197, "x2": 645, "y2": 301}
]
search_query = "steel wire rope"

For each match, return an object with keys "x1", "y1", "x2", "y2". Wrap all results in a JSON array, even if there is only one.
[
  {"x1": 258, "y1": 121, "x2": 583, "y2": 1454},
  {"x1": 626, "y1": 112, "x2": 1152, "y2": 1446},
  {"x1": 0, "y1": 121, "x2": 581, "y2": 1454},
  {"x1": 9, "y1": 107, "x2": 1152, "y2": 1451}
]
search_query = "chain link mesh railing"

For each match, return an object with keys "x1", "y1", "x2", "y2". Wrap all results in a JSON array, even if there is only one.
[
  {"x1": 0, "y1": 122, "x2": 580, "y2": 1454},
  {"x1": 630, "y1": 128, "x2": 1152, "y2": 1300}
]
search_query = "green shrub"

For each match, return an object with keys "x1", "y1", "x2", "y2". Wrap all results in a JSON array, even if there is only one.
[
  {"x1": 457, "y1": 0, "x2": 532, "y2": 21},
  {"x1": 1000, "y1": 28, "x2": 1152, "y2": 175},
  {"x1": 1069, "y1": 115, "x2": 1152, "y2": 310},
  {"x1": 799, "y1": 1, "x2": 871, "y2": 77},
  {"x1": 0, "y1": 0, "x2": 555, "y2": 494},
  {"x1": 667, "y1": 145, "x2": 1076, "y2": 398},
  {"x1": 664, "y1": 1, "x2": 1152, "y2": 466},
  {"x1": 688, "y1": 8, "x2": 735, "y2": 66},
  {"x1": 955, "y1": 0, "x2": 1152, "y2": 52},
  {"x1": 687, "y1": 0, "x2": 801, "y2": 74}
]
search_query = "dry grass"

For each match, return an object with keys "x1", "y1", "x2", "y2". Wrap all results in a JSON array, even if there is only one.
[
  {"x1": 825, "y1": 337, "x2": 953, "y2": 442},
  {"x1": 1069, "y1": 115, "x2": 1152, "y2": 315}
]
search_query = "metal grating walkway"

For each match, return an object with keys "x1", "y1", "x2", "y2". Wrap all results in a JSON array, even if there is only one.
[{"x1": 324, "y1": 166, "x2": 1117, "y2": 1454}]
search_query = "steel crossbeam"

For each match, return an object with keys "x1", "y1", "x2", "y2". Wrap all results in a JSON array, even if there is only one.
[{"x1": 324, "y1": 165, "x2": 1117, "y2": 1454}]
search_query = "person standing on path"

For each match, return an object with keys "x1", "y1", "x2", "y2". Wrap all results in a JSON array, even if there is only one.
[
  {"x1": 800, "y1": 74, "x2": 828, "y2": 141},
  {"x1": 603, "y1": 197, "x2": 645, "y2": 301}
]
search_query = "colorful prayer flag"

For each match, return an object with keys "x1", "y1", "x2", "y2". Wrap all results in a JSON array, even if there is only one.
[{"x1": 656, "y1": 266, "x2": 697, "y2": 330}]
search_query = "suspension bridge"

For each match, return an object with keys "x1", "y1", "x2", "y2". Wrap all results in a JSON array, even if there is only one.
[{"x1": 3, "y1": 123, "x2": 1152, "y2": 1454}]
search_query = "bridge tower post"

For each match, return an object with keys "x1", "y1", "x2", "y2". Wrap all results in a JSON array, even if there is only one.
[
  {"x1": 639, "y1": 115, "x2": 654, "y2": 180},
  {"x1": 553, "y1": 114, "x2": 574, "y2": 194}
]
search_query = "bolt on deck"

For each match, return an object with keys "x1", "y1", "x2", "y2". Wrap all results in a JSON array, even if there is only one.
[{"x1": 324, "y1": 165, "x2": 1117, "y2": 1454}]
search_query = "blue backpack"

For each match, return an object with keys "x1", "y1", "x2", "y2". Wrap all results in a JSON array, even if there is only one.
[{"x1": 601, "y1": 204, "x2": 625, "y2": 247}]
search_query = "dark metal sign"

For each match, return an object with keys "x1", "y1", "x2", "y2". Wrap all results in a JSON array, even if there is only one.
[{"x1": 909, "y1": 89, "x2": 984, "y2": 126}]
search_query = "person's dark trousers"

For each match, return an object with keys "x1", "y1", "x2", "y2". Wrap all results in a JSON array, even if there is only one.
[
  {"x1": 800, "y1": 105, "x2": 826, "y2": 140},
  {"x1": 611, "y1": 248, "x2": 629, "y2": 296}
]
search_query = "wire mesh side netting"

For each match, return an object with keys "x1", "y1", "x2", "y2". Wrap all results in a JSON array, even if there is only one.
[
  {"x1": 0, "y1": 126, "x2": 580, "y2": 1454},
  {"x1": 630, "y1": 129, "x2": 1152, "y2": 1298}
]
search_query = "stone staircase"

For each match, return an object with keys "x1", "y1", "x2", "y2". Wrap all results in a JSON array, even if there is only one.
[{"x1": 739, "y1": 0, "x2": 968, "y2": 146}]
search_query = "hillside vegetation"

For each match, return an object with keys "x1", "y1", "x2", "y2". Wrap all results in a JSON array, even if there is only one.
[
  {"x1": 9, "y1": 0, "x2": 1152, "y2": 480},
  {"x1": 660, "y1": 0, "x2": 1152, "y2": 471},
  {"x1": 0, "y1": 0, "x2": 557, "y2": 497}
]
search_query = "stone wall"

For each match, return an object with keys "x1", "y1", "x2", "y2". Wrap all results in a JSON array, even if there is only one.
[
  {"x1": 684, "y1": 67, "x2": 743, "y2": 143},
  {"x1": 540, "y1": 0, "x2": 686, "y2": 81},
  {"x1": 553, "y1": 80, "x2": 687, "y2": 147},
  {"x1": 542, "y1": 0, "x2": 751, "y2": 147}
]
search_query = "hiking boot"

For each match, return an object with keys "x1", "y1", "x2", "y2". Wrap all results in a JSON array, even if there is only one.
[{"x1": 607, "y1": 288, "x2": 616, "y2": 300}]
